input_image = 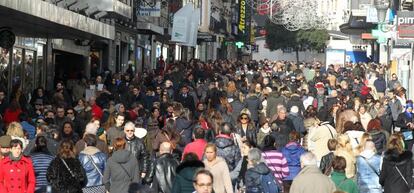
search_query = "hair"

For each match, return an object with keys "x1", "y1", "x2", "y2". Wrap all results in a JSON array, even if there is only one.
[
  {"x1": 262, "y1": 135, "x2": 276, "y2": 151},
  {"x1": 248, "y1": 148, "x2": 263, "y2": 166},
  {"x1": 10, "y1": 139, "x2": 23, "y2": 149},
  {"x1": 194, "y1": 126, "x2": 205, "y2": 139},
  {"x1": 387, "y1": 133, "x2": 404, "y2": 154},
  {"x1": 332, "y1": 156, "x2": 347, "y2": 172},
  {"x1": 300, "y1": 152, "x2": 318, "y2": 166},
  {"x1": 124, "y1": 121, "x2": 135, "y2": 131},
  {"x1": 183, "y1": 152, "x2": 201, "y2": 162},
  {"x1": 204, "y1": 143, "x2": 217, "y2": 153},
  {"x1": 113, "y1": 137, "x2": 126, "y2": 151},
  {"x1": 220, "y1": 122, "x2": 232, "y2": 135},
  {"x1": 336, "y1": 134, "x2": 352, "y2": 152},
  {"x1": 58, "y1": 139, "x2": 76, "y2": 159},
  {"x1": 289, "y1": 131, "x2": 301, "y2": 142},
  {"x1": 33, "y1": 136, "x2": 49, "y2": 154},
  {"x1": 367, "y1": 118, "x2": 382, "y2": 132},
  {"x1": 18, "y1": 112, "x2": 29, "y2": 122},
  {"x1": 84, "y1": 134, "x2": 97, "y2": 147},
  {"x1": 327, "y1": 138, "x2": 338, "y2": 151},
  {"x1": 6, "y1": 122, "x2": 25, "y2": 138},
  {"x1": 193, "y1": 169, "x2": 214, "y2": 184}
]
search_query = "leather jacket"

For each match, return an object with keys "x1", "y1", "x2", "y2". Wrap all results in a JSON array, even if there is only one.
[
  {"x1": 125, "y1": 136, "x2": 149, "y2": 173},
  {"x1": 145, "y1": 153, "x2": 179, "y2": 193},
  {"x1": 319, "y1": 152, "x2": 334, "y2": 175},
  {"x1": 78, "y1": 147, "x2": 107, "y2": 187}
]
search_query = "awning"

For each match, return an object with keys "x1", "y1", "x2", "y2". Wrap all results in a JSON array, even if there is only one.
[
  {"x1": 339, "y1": 14, "x2": 376, "y2": 35},
  {"x1": 0, "y1": 0, "x2": 115, "y2": 40},
  {"x1": 137, "y1": 22, "x2": 164, "y2": 35}
]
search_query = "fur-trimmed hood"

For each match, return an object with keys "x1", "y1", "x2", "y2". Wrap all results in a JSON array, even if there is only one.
[{"x1": 383, "y1": 149, "x2": 413, "y2": 165}]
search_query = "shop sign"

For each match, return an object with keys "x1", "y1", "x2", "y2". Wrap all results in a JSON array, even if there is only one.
[
  {"x1": 138, "y1": 2, "x2": 161, "y2": 17},
  {"x1": 397, "y1": 11, "x2": 414, "y2": 39},
  {"x1": 238, "y1": 0, "x2": 246, "y2": 34},
  {"x1": 197, "y1": 34, "x2": 216, "y2": 42}
]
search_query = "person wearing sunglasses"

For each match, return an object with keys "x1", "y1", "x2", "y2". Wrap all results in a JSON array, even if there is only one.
[
  {"x1": 124, "y1": 122, "x2": 149, "y2": 179},
  {"x1": 236, "y1": 113, "x2": 257, "y2": 147}
]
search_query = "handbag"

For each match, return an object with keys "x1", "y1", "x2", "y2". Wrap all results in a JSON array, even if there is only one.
[
  {"x1": 82, "y1": 155, "x2": 105, "y2": 193},
  {"x1": 361, "y1": 156, "x2": 380, "y2": 176}
]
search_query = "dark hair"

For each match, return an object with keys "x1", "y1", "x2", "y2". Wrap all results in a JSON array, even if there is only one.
[
  {"x1": 262, "y1": 135, "x2": 276, "y2": 151},
  {"x1": 84, "y1": 134, "x2": 97, "y2": 147},
  {"x1": 18, "y1": 112, "x2": 29, "y2": 122},
  {"x1": 327, "y1": 138, "x2": 338, "y2": 151},
  {"x1": 183, "y1": 152, "x2": 200, "y2": 162},
  {"x1": 193, "y1": 169, "x2": 214, "y2": 183},
  {"x1": 194, "y1": 127, "x2": 205, "y2": 139},
  {"x1": 289, "y1": 131, "x2": 300, "y2": 142},
  {"x1": 220, "y1": 122, "x2": 232, "y2": 135},
  {"x1": 332, "y1": 156, "x2": 347, "y2": 172},
  {"x1": 33, "y1": 136, "x2": 50, "y2": 154},
  {"x1": 58, "y1": 139, "x2": 76, "y2": 159},
  {"x1": 10, "y1": 139, "x2": 23, "y2": 149}
]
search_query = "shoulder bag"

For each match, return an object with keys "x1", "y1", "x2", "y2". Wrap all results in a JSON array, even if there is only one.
[
  {"x1": 82, "y1": 155, "x2": 106, "y2": 193},
  {"x1": 361, "y1": 156, "x2": 380, "y2": 177},
  {"x1": 395, "y1": 165, "x2": 411, "y2": 189}
]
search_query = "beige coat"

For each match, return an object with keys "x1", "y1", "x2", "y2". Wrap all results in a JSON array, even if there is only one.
[
  {"x1": 308, "y1": 123, "x2": 337, "y2": 161},
  {"x1": 290, "y1": 165, "x2": 336, "y2": 193},
  {"x1": 203, "y1": 156, "x2": 233, "y2": 193}
]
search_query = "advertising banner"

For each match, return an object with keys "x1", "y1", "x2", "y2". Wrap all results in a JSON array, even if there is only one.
[
  {"x1": 138, "y1": 2, "x2": 161, "y2": 17},
  {"x1": 325, "y1": 49, "x2": 346, "y2": 68},
  {"x1": 397, "y1": 11, "x2": 414, "y2": 39}
]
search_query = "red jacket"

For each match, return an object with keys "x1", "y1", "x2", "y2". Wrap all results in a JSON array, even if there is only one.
[
  {"x1": 182, "y1": 139, "x2": 208, "y2": 160},
  {"x1": 91, "y1": 104, "x2": 103, "y2": 120},
  {"x1": 0, "y1": 156, "x2": 36, "y2": 193},
  {"x1": 3, "y1": 109, "x2": 22, "y2": 125}
]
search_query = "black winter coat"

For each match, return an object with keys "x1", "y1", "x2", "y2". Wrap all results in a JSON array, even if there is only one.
[
  {"x1": 380, "y1": 150, "x2": 413, "y2": 193},
  {"x1": 319, "y1": 152, "x2": 334, "y2": 175},
  {"x1": 245, "y1": 95, "x2": 263, "y2": 122},
  {"x1": 368, "y1": 130, "x2": 387, "y2": 154},
  {"x1": 145, "y1": 153, "x2": 179, "y2": 193},
  {"x1": 396, "y1": 112, "x2": 414, "y2": 133},
  {"x1": 245, "y1": 162, "x2": 273, "y2": 192},
  {"x1": 47, "y1": 157, "x2": 87, "y2": 193},
  {"x1": 236, "y1": 123, "x2": 258, "y2": 147},
  {"x1": 125, "y1": 136, "x2": 149, "y2": 174},
  {"x1": 215, "y1": 135, "x2": 242, "y2": 172}
]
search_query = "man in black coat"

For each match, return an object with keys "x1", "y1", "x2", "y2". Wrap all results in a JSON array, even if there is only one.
[
  {"x1": 175, "y1": 85, "x2": 195, "y2": 113},
  {"x1": 145, "y1": 142, "x2": 179, "y2": 193},
  {"x1": 124, "y1": 122, "x2": 149, "y2": 178}
]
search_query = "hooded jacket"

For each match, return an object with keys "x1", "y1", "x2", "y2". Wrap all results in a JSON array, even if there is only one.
[
  {"x1": 171, "y1": 160, "x2": 204, "y2": 193},
  {"x1": 380, "y1": 149, "x2": 413, "y2": 193},
  {"x1": 281, "y1": 142, "x2": 306, "y2": 180},
  {"x1": 245, "y1": 162, "x2": 273, "y2": 191},
  {"x1": 215, "y1": 134, "x2": 242, "y2": 172},
  {"x1": 103, "y1": 149, "x2": 141, "y2": 193}
]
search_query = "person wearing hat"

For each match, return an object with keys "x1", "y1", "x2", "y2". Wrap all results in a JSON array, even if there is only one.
[
  {"x1": 396, "y1": 102, "x2": 414, "y2": 150},
  {"x1": 0, "y1": 135, "x2": 11, "y2": 160}
]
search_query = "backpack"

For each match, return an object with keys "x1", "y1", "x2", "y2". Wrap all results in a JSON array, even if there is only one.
[{"x1": 260, "y1": 172, "x2": 281, "y2": 193}]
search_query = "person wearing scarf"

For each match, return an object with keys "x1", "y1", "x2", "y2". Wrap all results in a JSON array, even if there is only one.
[
  {"x1": 0, "y1": 139, "x2": 36, "y2": 193},
  {"x1": 396, "y1": 102, "x2": 414, "y2": 150}
]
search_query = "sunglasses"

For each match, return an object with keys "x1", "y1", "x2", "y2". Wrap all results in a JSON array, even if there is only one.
[
  {"x1": 241, "y1": 117, "x2": 249, "y2": 120},
  {"x1": 125, "y1": 130, "x2": 134, "y2": 132}
]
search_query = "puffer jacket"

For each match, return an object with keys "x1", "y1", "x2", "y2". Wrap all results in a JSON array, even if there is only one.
[
  {"x1": 281, "y1": 142, "x2": 306, "y2": 180},
  {"x1": 125, "y1": 136, "x2": 149, "y2": 174},
  {"x1": 215, "y1": 134, "x2": 242, "y2": 172},
  {"x1": 368, "y1": 130, "x2": 387, "y2": 154},
  {"x1": 78, "y1": 146, "x2": 107, "y2": 187},
  {"x1": 171, "y1": 160, "x2": 205, "y2": 193},
  {"x1": 245, "y1": 162, "x2": 274, "y2": 192}
]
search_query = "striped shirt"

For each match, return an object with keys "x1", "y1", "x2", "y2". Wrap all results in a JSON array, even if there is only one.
[
  {"x1": 262, "y1": 150, "x2": 290, "y2": 184},
  {"x1": 31, "y1": 153, "x2": 54, "y2": 190}
]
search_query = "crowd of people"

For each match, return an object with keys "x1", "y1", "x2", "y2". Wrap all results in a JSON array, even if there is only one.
[{"x1": 0, "y1": 58, "x2": 411, "y2": 193}]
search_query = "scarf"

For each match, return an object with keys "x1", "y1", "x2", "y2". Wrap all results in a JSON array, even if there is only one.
[{"x1": 9, "y1": 153, "x2": 22, "y2": 161}]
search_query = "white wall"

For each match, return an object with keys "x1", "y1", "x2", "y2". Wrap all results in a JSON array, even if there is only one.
[{"x1": 252, "y1": 39, "x2": 326, "y2": 62}]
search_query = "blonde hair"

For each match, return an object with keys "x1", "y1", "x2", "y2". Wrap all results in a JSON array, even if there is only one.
[
  {"x1": 387, "y1": 133, "x2": 404, "y2": 154},
  {"x1": 6, "y1": 122, "x2": 24, "y2": 138},
  {"x1": 356, "y1": 133, "x2": 372, "y2": 154},
  {"x1": 337, "y1": 134, "x2": 352, "y2": 152},
  {"x1": 204, "y1": 143, "x2": 217, "y2": 153}
]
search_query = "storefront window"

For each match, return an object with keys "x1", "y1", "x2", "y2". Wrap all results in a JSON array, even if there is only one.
[
  {"x1": 24, "y1": 50, "x2": 35, "y2": 94},
  {"x1": 12, "y1": 48, "x2": 23, "y2": 88},
  {"x1": 0, "y1": 48, "x2": 9, "y2": 91}
]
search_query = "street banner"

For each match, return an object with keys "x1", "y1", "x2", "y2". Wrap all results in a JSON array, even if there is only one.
[
  {"x1": 171, "y1": 3, "x2": 193, "y2": 43},
  {"x1": 325, "y1": 49, "x2": 345, "y2": 68},
  {"x1": 397, "y1": 11, "x2": 414, "y2": 39}
]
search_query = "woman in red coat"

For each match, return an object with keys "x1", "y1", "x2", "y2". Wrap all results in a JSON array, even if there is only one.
[
  {"x1": 0, "y1": 139, "x2": 36, "y2": 193},
  {"x1": 3, "y1": 100, "x2": 22, "y2": 126}
]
